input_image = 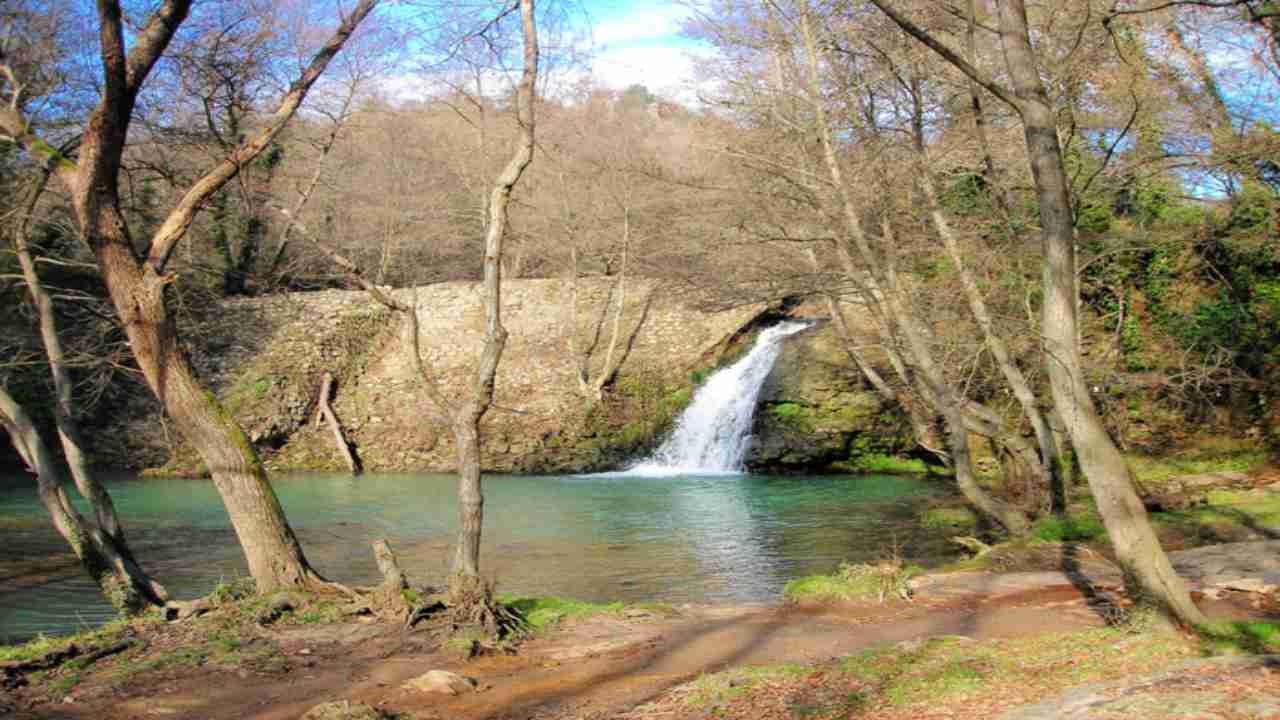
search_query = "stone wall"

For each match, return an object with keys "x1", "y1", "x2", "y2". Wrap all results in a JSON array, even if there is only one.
[{"x1": 117, "y1": 279, "x2": 769, "y2": 475}]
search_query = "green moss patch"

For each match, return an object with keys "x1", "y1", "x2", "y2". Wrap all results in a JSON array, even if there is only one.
[
  {"x1": 784, "y1": 561, "x2": 920, "y2": 604},
  {"x1": 919, "y1": 507, "x2": 979, "y2": 532},
  {"x1": 497, "y1": 594, "x2": 680, "y2": 635},
  {"x1": 498, "y1": 595, "x2": 625, "y2": 634}
]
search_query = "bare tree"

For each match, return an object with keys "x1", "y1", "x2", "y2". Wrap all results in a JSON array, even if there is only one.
[
  {"x1": 868, "y1": 0, "x2": 1208, "y2": 627},
  {"x1": 298, "y1": 0, "x2": 539, "y2": 631},
  {"x1": 3, "y1": 166, "x2": 167, "y2": 612},
  {"x1": 0, "y1": 0, "x2": 380, "y2": 593}
]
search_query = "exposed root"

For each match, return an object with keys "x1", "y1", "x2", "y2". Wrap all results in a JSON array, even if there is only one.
[
  {"x1": 950, "y1": 536, "x2": 993, "y2": 557},
  {"x1": 445, "y1": 574, "x2": 526, "y2": 640}
]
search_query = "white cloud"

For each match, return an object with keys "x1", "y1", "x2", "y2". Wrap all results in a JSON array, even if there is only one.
[
  {"x1": 589, "y1": 5, "x2": 692, "y2": 47},
  {"x1": 589, "y1": 44, "x2": 714, "y2": 102}
]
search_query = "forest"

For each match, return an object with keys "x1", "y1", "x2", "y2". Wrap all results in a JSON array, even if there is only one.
[{"x1": 2, "y1": 0, "x2": 1280, "y2": 718}]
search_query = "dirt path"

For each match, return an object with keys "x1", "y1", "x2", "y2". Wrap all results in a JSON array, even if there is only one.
[{"x1": 17, "y1": 579, "x2": 1112, "y2": 720}]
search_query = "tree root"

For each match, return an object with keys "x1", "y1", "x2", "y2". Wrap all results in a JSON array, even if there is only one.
[
  {"x1": 2, "y1": 638, "x2": 137, "y2": 689},
  {"x1": 950, "y1": 536, "x2": 993, "y2": 557},
  {"x1": 445, "y1": 574, "x2": 526, "y2": 640}
]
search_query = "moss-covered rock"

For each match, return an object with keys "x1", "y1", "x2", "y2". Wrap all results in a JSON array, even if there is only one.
[{"x1": 747, "y1": 322, "x2": 913, "y2": 473}]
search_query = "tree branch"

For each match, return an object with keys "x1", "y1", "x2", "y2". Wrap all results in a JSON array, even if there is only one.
[
  {"x1": 866, "y1": 0, "x2": 1023, "y2": 113},
  {"x1": 145, "y1": 0, "x2": 380, "y2": 273}
]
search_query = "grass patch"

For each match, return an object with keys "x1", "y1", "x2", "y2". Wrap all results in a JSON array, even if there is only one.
[
  {"x1": 784, "y1": 560, "x2": 919, "y2": 603},
  {"x1": 1199, "y1": 620, "x2": 1280, "y2": 655},
  {"x1": 685, "y1": 664, "x2": 810, "y2": 707},
  {"x1": 680, "y1": 627, "x2": 1198, "y2": 716},
  {"x1": 498, "y1": 595, "x2": 624, "y2": 633},
  {"x1": 497, "y1": 595, "x2": 681, "y2": 635},
  {"x1": 832, "y1": 628, "x2": 1189, "y2": 713},
  {"x1": 208, "y1": 576, "x2": 256, "y2": 604},
  {"x1": 629, "y1": 601, "x2": 681, "y2": 617},
  {"x1": 920, "y1": 506, "x2": 978, "y2": 532},
  {"x1": 284, "y1": 601, "x2": 345, "y2": 625},
  {"x1": 1152, "y1": 489, "x2": 1280, "y2": 542},
  {"x1": 1031, "y1": 515, "x2": 1109, "y2": 543},
  {"x1": 1127, "y1": 445, "x2": 1265, "y2": 485},
  {"x1": 0, "y1": 615, "x2": 155, "y2": 663}
]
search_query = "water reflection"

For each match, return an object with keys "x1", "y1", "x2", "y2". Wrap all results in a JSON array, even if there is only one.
[{"x1": 0, "y1": 470, "x2": 955, "y2": 641}]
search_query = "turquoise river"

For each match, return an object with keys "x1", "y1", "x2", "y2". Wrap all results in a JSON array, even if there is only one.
[{"x1": 0, "y1": 470, "x2": 958, "y2": 642}]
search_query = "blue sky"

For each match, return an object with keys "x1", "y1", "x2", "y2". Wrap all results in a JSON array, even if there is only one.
[{"x1": 578, "y1": 0, "x2": 709, "y2": 97}]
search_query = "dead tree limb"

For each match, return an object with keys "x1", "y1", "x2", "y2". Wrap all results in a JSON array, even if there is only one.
[{"x1": 317, "y1": 371, "x2": 361, "y2": 475}]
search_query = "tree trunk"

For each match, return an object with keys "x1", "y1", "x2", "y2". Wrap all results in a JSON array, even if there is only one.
[
  {"x1": 797, "y1": 10, "x2": 1029, "y2": 535},
  {"x1": 90, "y1": 219, "x2": 324, "y2": 593},
  {"x1": 965, "y1": 0, "x2": 1011, "y2": 214},
  {"x1": 0, "y1": 388, "x2": 166, "y2": 613},
  {"x1": 373, "y1": 539, "x2": 408, "y2": 592},
  {"x1": 451, "y1": 412, "x2": 485, "y2": 579},
  {"x1": 995, "y1": 0, "x2": 1207, "y2": 627},
  {"x1": 917, "y1": 151, "x2": 1064, "y2": 515},
  {"x1": 11, "y1": 171, "x2": 168, "y2": 604},
  {"x1": 447, "y1": 0, "x2": 538, "y2": 601}
]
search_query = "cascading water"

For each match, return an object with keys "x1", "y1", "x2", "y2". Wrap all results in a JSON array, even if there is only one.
[{"x1": 628, "y1": 321, "x2": 811, "y2": 476}]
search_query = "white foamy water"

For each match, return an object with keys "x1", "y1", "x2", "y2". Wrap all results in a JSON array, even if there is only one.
[{"x1": 626, "y1": 321, "x2": 810, "y2": 476}]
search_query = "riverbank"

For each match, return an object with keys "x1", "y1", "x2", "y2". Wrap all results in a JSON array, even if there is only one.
[{"x1": 3, "y1": 539, "x2": 1278, "y2": 720}]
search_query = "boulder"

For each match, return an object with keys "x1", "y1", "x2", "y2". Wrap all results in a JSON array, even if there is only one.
[
  {"x1": 402, "y1": 669, "x2": 479, "y2": 695},
  {"x1": 300, "y1": 701, "x2": 385, "y2": 720},
  {"x1": 748, "y1": 321, "x2": 908, "y2": 472}
]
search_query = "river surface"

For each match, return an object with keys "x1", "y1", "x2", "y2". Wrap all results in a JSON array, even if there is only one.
[{"x1": 0, "y1": 470, "x2": 957, "y2": 642}]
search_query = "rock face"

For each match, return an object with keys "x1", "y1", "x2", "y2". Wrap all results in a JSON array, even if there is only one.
[
  {"x1": 99, "y1": 281, "x2": 914, "y2": 475},
  {"x1": 748, "y1": 322, "x2": 910, "y2": 472}
]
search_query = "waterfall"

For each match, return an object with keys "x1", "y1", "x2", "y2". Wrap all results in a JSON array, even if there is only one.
[{"x1": 628, "y1": 321, "x2": 810, "y2": 476}]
